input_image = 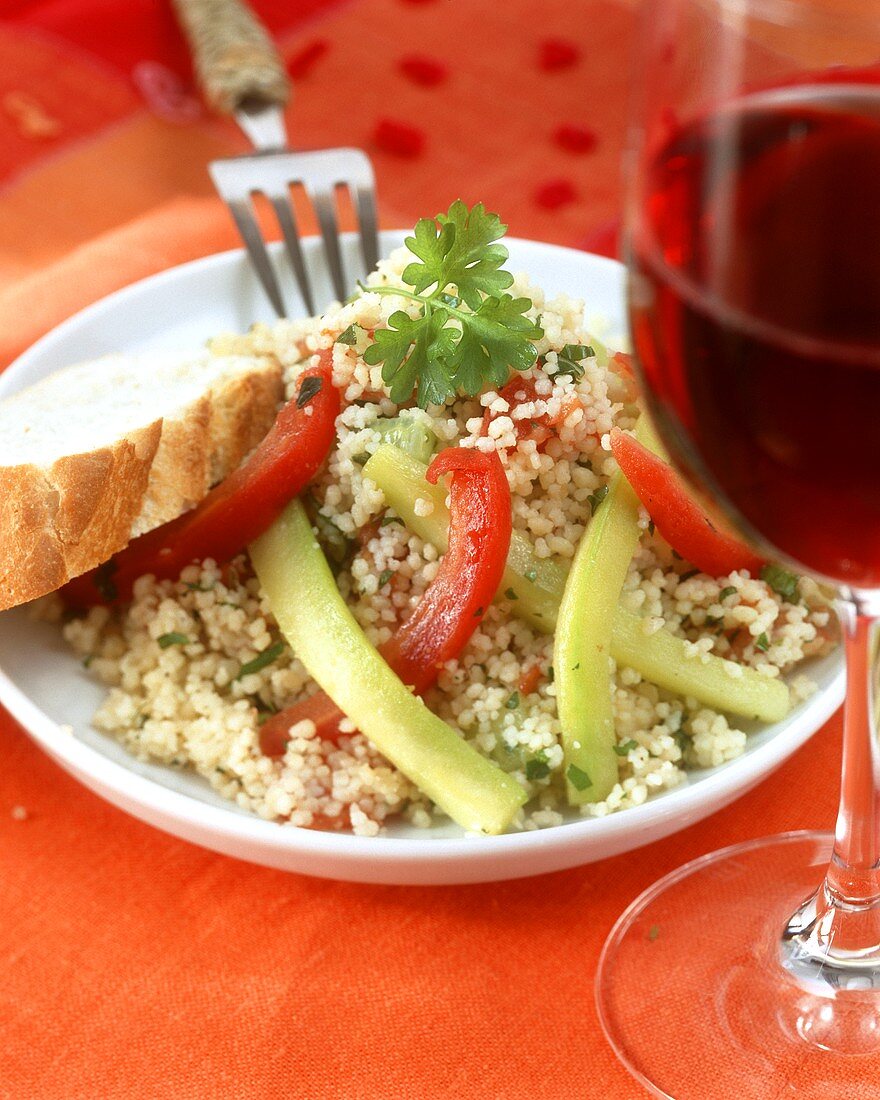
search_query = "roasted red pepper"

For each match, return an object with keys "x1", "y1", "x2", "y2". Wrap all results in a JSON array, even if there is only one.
[
  {"x1": 64, "y1": 355, "x2": 340, "y2": 607},
  {"x1": 260, "y1": 446, "x2": 512, "y2": 756},
  {"x1": 610, "y1": 426, "x2": 764, "y2": 577}
]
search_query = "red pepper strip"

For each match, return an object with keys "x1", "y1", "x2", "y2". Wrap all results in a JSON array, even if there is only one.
[
  {"x1": 63, "y1": 356, "x2": 340, "y2": 608},
  {"x1": 610, "y1": 426, "x2": 764, "y2": 577},
  {"x1": 260, "y1": 690, "x2": 344, "y2": 755},
  {"x1": 260, "y1": 446, "x2": 512, "y2": 757},
  {"x1": 382, "y1": 447, "x2": 512, "y2": 692}
]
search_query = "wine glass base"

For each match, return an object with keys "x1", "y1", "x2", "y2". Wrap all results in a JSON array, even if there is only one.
[{"x1": 596, "y1": 832, "x2": 880, "y2": 1099}]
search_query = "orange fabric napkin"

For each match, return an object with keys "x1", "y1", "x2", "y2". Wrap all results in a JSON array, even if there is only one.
[
  {"x1": 0, "y1": 1, "x2": 849, "y2": 1097},
  {"x1": 0, "y1": 196, "x2": 239, "y2": 368}
]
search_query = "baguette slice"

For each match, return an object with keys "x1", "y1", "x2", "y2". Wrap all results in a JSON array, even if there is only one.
[{"x1": 0, "y1": 350, "x2": 285, "y2": 611}]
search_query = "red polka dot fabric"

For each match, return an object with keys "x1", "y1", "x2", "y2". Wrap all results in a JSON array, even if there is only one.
[
  {"x1": 287, "y1": 39, "x2": 330, "y2": 79},
  {"x1": 373, "y1": 116, "x2": 426, "y2": 157},
  {"x1": 399, "y1": 54, "x2": 448, "y2": 86},
  {"x1": 0, "y1": 3, "x2": 848, "y2": 1099},
  {"x1": 539, "y1": 37, "x2": 581, "y2": 71}
]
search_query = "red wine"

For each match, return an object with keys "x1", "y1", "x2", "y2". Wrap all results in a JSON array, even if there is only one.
[{"x1": 631, "y1": 85, "x2": 880, "y2": 586}]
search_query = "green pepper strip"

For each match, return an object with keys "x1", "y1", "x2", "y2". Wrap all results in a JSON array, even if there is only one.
[
  {"x1": 250, "y1": 500, "x2": 527, "y2": 835},
  {"x1": 555, "y1": 467, "x2": 641, "y2": 803},
  {"x1": 363, "y1": 444, "x2": 790, "y2": 727}
]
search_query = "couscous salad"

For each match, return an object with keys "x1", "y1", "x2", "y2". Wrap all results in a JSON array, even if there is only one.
[{"x1": 57, "y1": 203, "x2": 833, "y2": 836}]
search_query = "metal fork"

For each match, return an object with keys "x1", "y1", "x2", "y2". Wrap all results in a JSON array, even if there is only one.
[{"x1": 173, "y1": 0, "x2": 379, "y2": 316}]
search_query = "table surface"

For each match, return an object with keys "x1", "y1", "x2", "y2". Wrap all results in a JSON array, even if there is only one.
[{"x1": 0, "y1": 2, "x2": 849, "y2": 1096}]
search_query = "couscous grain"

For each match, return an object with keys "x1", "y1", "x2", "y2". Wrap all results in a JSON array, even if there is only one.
[{"x1": 61, "y1": 245, "x2": 835, "y2": 836}]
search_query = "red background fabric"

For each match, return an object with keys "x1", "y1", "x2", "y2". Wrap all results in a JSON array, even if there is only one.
[{"x1": 0, "y1": 2, "x2": 847, "y2": 1096}]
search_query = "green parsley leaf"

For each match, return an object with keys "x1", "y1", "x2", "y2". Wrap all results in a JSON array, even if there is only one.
[
  {"x1": 336, "y1": 324, "x2": 360, "y2": 346},
  {"x1": 719, "y1": 586, "x2": 738, "y2": 601},
  {"x1": 566, "y1": 764, "x2": 591, "y2": 791},
  {"x1": 296, "y1": 375, "x2": 323, "y2": 408},
  {"x1": 236, "y1": 642, "x2": 285, "y2": 680},
  {"x1": 504, "y1": 587, "x2": 519, "y2": 600},
  {"x1": 526, "y1": 752, "x2": 551, "y2": 781},
  {"x1": 364, "y1": 308, "x2": 455, "y2": 407},
  {"x1": 761, "y1": 563, "x2": 801, "y2": 602},
  {"x1": 157, "y1": 632, "x2": 190, "y2": 649},
  {"x1": 447, "y1": 294, "x2": 541, "y2": 395},
  {"x1": 648, "y1": 924, "x2": 661, "y2": 942},
  {"x1": 647, "y1": 519, "x2": 655, "y2": 537},
  {"x1": 360, "y1": 201, "x2": 543, "y2": 408},
  {"x1": 378, "y1": 569, "x2": 394, "y2": 588},
  {"x1": 547, "y1": 665, "x2": 554, "y2": 683},
  {"x1": 555, "y1": 343, "x2": 595, "y2": 380},
  {"x1": 613, "y1": 739, "x2": 638, "y2": 756},
  {"x1": 505, "y1": 691, "x2": 520, "y2": 710},
  {"x1": 679, "y1": 568, "x2": 699, "y2": 583},
  {"x1": 587, "y1": 484, "x2": 609, "y2": 515},
  {"x1": 252, "y1": 696, "x2": 278, "y2": 717},
  {"x1": 755, "y1": 632, "x2": 770, "y2": 652},
  {"x1": 403, "y1": 199, "x2": 514, "y2": 308}
]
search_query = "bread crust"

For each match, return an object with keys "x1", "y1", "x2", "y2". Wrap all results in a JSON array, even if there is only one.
[{"x1": 0, "y1": 357, "x2": 284, "y2": 611}]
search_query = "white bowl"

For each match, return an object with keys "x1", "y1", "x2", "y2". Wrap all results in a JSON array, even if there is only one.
[{"x1": 0, "y1": 233, "x2": 845, "y2": 884}]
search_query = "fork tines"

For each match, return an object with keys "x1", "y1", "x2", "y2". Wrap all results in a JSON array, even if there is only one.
[{"x1": 209, "y1": 148, "x2": 379, "y2": 317}]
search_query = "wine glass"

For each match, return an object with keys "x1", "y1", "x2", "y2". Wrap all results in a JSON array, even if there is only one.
[{"x1": 596, "y1": 0, "x2": 880, "y2": 1094}]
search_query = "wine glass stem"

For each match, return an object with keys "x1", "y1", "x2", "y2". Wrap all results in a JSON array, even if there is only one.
[
  {"x1": 781, "y1": 590, "x2": 880, "y2": 988},
  {"x1": 830, "y1": 593, "x2": 880, "y2": 897}
]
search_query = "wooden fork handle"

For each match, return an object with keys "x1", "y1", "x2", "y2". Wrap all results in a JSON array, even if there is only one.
[{"x1": 172, "y1": 0, "x2": 290, "y2": 114}]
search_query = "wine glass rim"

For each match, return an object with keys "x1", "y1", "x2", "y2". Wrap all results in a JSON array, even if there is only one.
[{"x1": 718, "y1": 0, "x2": 880, "y2": 36}]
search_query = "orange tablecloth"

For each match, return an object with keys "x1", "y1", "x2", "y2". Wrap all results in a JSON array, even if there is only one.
[{"x1": 0, "y1": 2, "x2": 845, "y2": 1096}]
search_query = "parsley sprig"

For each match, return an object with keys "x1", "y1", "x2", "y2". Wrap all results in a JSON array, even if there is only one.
[
  {"x1": 360, "y1": 201, "x2": 543, "y2": 407},
  {"x1": 555, "y1": 343, "x2": 595, "y2": 380}
]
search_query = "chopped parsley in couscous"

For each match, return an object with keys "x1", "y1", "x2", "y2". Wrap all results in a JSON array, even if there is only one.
[{"x1": 61, "y1": 203, "x2": 834, "y2": 836}]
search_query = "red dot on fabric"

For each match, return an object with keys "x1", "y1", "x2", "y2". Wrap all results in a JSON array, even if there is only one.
[
  {"x1": 374, "y1": 118, "x2": 426, "y2": 157},
  {"x1": 539, "y1": 38, "x2": 580, "y2": 71},
  {"x1": 399, "y1": 55, "x2": 448, "y2": 87},
  {"x1": 534, "y1": 178, "x2": 577, "y2": 210},
  {"x1": 554, "y1": 124, "x2": 598, "y2": 154},
  {"x1": 287, "y1": 40, "x2": 329, "y2": 80}
]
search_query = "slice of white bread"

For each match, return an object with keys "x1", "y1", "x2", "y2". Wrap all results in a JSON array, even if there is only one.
[{"x1": 0, "y1": 350, "x2": 284, "y2": 611}]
